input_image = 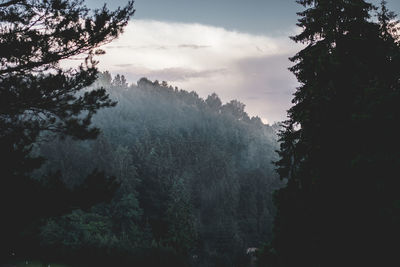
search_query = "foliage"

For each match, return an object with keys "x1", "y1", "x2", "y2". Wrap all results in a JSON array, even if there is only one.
[
  {"x1": 36, "y1": 76, "x2": 282, "y2": 266},
  {"x1": 0, "y1": 0, "x2": 134, "y2": 260},
  {"x1": 164, "y1": 177, "x2": 197, "y2": 255},
  {"x1": 269, "y1": 1, "x2": 400, "y2": 266}
]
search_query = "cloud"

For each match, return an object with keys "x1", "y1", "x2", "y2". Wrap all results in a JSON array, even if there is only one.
[
  {"x1": 116, "y1": 66, "x2": 227, "y2": 82},
  {"x1": 178, "y1": 44, "x2": 210, "y2": 49},
  {"x1": 141, "y1": 67, "x2": 227, "y2": 81},
  {"x1": 113, "y1": 63, "x2": 134, "y2": 68},
  {"x1": 90, "y1": 20, "x2": 301, "y2": 122}
]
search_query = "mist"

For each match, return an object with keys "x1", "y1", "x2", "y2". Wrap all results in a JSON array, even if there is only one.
[{"x1": 33, "y1": 73, "x2": 283, "y2": 266}]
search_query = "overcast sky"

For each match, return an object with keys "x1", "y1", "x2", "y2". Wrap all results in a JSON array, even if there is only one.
[{"x1": 83, "y1": 0, "x2": 400, "y2": 123}]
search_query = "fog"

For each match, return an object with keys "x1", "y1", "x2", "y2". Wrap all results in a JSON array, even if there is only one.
[{"x1": 34, "y1": 73, "x2": 283, "y2": 266}]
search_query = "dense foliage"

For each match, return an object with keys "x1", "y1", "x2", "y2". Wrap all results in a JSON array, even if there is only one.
[
  {"x1": 34, "y1": 75, "x2": 282, "y2": 266},
  {"x1": 0, "y1": 0, "x2": 134, "y2": 262},
  {"x1": 265, "y1": 1, "x2": 400, "y2": 266}
]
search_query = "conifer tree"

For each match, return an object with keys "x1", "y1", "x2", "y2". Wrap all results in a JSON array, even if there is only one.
[
  {"x1": 272, "y1": 1, "x2": 400, "y2": 266},
  {"x1": 0, "y1": 0, "x2": 134, "y2": 258}
]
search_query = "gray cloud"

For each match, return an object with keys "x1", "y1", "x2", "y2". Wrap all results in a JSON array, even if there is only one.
[
  {"x1": 107, "y1": 44, "x2": 210, "y2": 51},
  {"x1": 178, "y1": 44, "x2": 210, "y2": 49},
  {"x1": 131, "y1": 67, "x2": 227, "y2": 82},
  {"x1": 105, "y1": 45, "x2": 132, "y2": 49},
  {"x1": 113, "y1": 63, "x2": 134, "y2": 68},
  {"x1": 107, "y1": 45, "x2": 168, "y2": 50}
]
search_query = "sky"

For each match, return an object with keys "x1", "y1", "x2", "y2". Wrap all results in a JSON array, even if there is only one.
[{"x1": 83, "y1": 0, "x2": 400, "y2": 123}]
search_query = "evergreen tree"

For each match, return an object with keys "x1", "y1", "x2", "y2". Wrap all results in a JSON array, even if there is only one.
[
  {"x1": 0, "y1": 0, "x2": 134, "y2": 259},
  {"x1": 271, "y1": 0, "x2": 400, "y2": 266},
  {"x1": 165, "y1": 177, "x2": 197, "y2": 255}
]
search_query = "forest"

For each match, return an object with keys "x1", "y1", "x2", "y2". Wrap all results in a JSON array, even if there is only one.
[
  {"x1": 32, "y1": 74, "x2": 282, "y2": 266},
  {"x1": 1, "y1": 0, "x2": 400, "y2": 266}
]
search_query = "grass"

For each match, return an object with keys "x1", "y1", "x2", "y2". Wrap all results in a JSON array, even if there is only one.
[{"x1": 14, "y1": 260, "x2": 71, "y2": 267}]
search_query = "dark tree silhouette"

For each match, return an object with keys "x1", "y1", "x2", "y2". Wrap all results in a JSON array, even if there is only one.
[
  {"x1": 0, "y1": 0, "x2": 134, "y2": 260},
  {"x1": 267, "y1": 1, "x2": 400, "y2": 266}
]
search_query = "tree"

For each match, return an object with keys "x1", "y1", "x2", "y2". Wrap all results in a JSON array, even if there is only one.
[
  {"x1": 111, "y1": 193, "x2": 143, "y2": 245},
  {"x1": 0, "y1": 0, "x2": 134, "y2": 259},
  {"x1": 0, "y1": 0, "x2": 134, "y2": 174},
  {"x1": 271, "y1": 0, "x2": 400, "y2": 266},
  {"x1": 221, "y1": 100, "x2": 250, "y2": 122},
  {"x1": 165, "y1": 177, "x2": 197, "y2": 255},
  {"x1": 205, "y1": 93, "x2": 222, "y2": 111}
]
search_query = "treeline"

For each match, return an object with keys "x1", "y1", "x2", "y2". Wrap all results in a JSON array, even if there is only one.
[{"x1": 31, "y1": 74, "x2": 282, "y2": 266}]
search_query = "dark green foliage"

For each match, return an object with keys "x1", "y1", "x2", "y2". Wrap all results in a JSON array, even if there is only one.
[
  {"x1": 268, "y1": 1, "x2": 400, "y2": 266},
  {"x1": 165, "y1": 178, "x2": 197, "y2": 255},
  {"x1": 36, "y1": 76, "x2": 282, "y2": 266},
  {"x1": 40, "y1": 209, "x2": 114, "y2": 253},
  {"x1": 0, "y1": 0, "x2": 134, "y2": 261},
  {"x1": 38, "y1": 170, "x2": 118, "y2": 217}
]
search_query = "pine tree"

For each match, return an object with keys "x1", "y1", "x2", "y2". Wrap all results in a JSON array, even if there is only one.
[
  {"x1": 0, "y1": 0, "x2": 134, "y2": 259},
  {"x1": 0, "y1": 0, "x2": 134, "y2": 177},
  {"x1": 271, "y1": 0, "x2": 400, "y2": 266}
]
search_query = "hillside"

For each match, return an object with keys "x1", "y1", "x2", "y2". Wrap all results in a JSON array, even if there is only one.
[{"x1": 34, "y1": 73, "x2": 282, "y2": 266}]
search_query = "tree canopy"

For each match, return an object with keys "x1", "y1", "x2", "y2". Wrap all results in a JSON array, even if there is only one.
[
  {"x1": 0, "y1": 0, "x2": 135, "y2": 260},
  {"x1": 34, "y1": 76, "x2": 281, "y2": 266}
]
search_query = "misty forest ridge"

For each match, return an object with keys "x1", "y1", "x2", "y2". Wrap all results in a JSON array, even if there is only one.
[{"x1": 1, "y1": 0, "x2": 400, "y2": 267}]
